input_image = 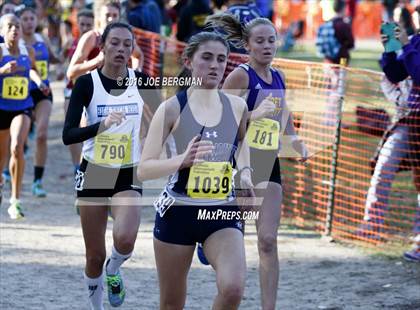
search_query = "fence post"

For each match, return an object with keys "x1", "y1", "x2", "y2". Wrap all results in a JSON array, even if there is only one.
[
  {"x1": 158, "y1": 26, "x2": 166, "y2": 80},
  {"x1": 324, "y1": 59, "x2": 347, "y2": 236}
]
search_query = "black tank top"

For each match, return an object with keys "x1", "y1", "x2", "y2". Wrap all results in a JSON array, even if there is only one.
[{"x1": 167, "y1": 89, "x2": 240, "y2": 204}]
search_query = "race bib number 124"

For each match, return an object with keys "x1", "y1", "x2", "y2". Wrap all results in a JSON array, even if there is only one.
[{"x1": 2, "y1": 77, "x2": 28, "y2": 100}]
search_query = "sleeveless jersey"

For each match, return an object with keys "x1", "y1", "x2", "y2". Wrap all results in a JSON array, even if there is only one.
[
  {"x1": 81, "y1": 68, "x2": 144, "y2": 168},
  {"x1": 87, "y1": 31, "x2": 101, "y2": 60},
  {"x1": 64, "y1": 38, "x2": 80, "y2": 94},
  {"x1": 239, "y1": 63, "x2": 287, "y2": 152},
  {"x1": 0, "y1": 43, "x2": 33, "y2": 111},
  {"x1": 166, "y1": 90, "x2": 240, "y2": 206},
  {"x1": 30, "y1": 33, "x2": 50, "y2": 87}
]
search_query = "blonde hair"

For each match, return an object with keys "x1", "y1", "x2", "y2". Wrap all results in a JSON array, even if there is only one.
[{"x1": 205, "y1": 13, "x2": 276, "y2": 49}]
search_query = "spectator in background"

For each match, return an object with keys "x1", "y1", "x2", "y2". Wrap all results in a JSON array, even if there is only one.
[
  {"x1": 127, "y1": 0, "x2": 162, "y2": 33},
  {"x1": 316, "y1": 0, "x2": 354, "y2": 65},
  {"x1": 347, "y1": 0, "x2": 357, "y2": 24},
  {"x1": 155, "y1": 0, "x2": 172, "y2": 36},
  {"x1": 227, "y1": 0, "x2": 261, "y2": 24},
  {"x1": 316, "y1": 0, "x2": 354, "y2": 127},
  {"x1": 255, "y1": 0, "x2": 272, "y2": 19},
  {"x1": 211, "y1": 0, "x2": 227, "y2": 11},
  {"x1": 382, "y1": 0, "x2": 399, "y2": 22},
  {"x1": 167, "y1": 0, "x2": 188, "y2": 24},
  {"x1": 176, "y1": 0, "x2": 213, "y2": 42},
  {"x1": 398, "y1": 5, "x2": 416, "y2": 37},
  {"x1": 373, "y1": 6, "x2": 420, "y2": 262},
  {"x1": 222, "y1": 0, "x2": 262, "y2": 53},
  {"x1": 358, "y1": 76, "x2": 415, "y2": 241}
]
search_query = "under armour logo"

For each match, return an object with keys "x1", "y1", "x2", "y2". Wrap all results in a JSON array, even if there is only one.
[{"x1": 204, "y1": 131, "x2": 218, "y2": 138}]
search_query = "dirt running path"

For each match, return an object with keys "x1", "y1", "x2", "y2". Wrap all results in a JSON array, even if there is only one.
[{"x1": 1, "y1": 81, "x2": 419, "y2": 310}]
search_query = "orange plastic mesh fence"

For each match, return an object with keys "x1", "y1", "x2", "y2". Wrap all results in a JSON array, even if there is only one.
[{"x1": 133, "y1": 28, "x2": 419, "y2": 248}]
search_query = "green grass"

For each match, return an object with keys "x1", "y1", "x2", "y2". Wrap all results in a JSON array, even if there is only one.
[{"x1": 277, "y1": 41, "x2": 383, "y2": 71}]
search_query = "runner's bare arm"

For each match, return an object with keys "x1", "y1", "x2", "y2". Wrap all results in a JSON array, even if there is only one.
[
  {"x1": 66, "y1": 31, "x2": 103, "y2": 80},
  {"x1": 28, "y1": 46, "x2": 45, "y2": 88},
  {"x1": 137, "y1": 97, "x2": 184, "y2": 181},
  {"x1": 230, "y1": 95, "x2": 253, "y2": 189},
  {"x1": 223, "y1": 68, "x2": 262, "y2": 122},
  {"x1": 131, "y1": 41, "x2": 144, "y2": 70},
  {"x1": 223, "y1": 67, "x2": 249, "y2": 97},
  {"x1": 0, "y1": 48, "x2": 10, "y2": 74},
  {"x1": 43, "y1": 34, "x2": 63, "y2": 64},
  {"x1": 229, "y1": 95, "x2": 251, "y2": 169}
]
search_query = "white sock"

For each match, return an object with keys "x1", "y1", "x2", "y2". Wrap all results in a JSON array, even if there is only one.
[
  {"x1": 106, "y1": 245, "x2": 132, "y2": 275},
  {"x1": 84, "y1": 272, "x2": 104, "y2": 310},
  {"x1": 9, "y1": 197, "x2": 19, "y2": 204}
]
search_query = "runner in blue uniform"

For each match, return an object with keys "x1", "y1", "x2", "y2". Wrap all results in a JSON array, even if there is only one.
[
  {"x1": 207, "y1": 13, "x2": 308, "y2": 310},
  {"x1": 0, "y1": 13, "x2": 47, "y2": 217},
  {"x1": 20, "y1": 6, "x2": 63, "y2": 197}
]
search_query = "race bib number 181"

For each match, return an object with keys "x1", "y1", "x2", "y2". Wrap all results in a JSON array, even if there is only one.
[{"x1": 247, "y1": 118, "x2": 280, "y2": 150}]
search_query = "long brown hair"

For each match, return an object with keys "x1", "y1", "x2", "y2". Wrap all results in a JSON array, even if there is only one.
[
  {"x1": 205, "y1": 13, "x2": 276, "y2": 49},
  {"x1": 178, "y1": 31, "x2": 229, "y2": 91}
]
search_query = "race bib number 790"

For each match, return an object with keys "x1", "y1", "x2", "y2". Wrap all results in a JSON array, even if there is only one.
[{"x1": 94, "y1": 133, "x2": 131, "y2": 165}]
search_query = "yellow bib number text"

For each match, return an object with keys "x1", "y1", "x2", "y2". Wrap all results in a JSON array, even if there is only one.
[
  {"x1": 2, "y1": 77, "x2": 28, "y2": 100},
  {"x1": 247, "y1": 118, "x2": 279, "y2": 150},
  {"x1": 35, "y1": 60, "x2": 48, "y2": 80},
  {"x1": 187, "y1": 162, "x2": 232, "y2": 199},
  {"x1": 94, "y1": 133, "x2": 131, "y2": 165}
]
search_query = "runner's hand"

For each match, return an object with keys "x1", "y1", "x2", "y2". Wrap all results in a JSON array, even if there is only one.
[
  {"x1": 253, "y1": 93, "x2": 276, "y2": 119},
  {"x1": 395, "y1": 24, "x2": 409, "y2": 46},
  {"x1": 238, "y1": 169, "x2": 256, "y2": 210},
  {"x1": 39, "y1": 82, "x2": 50, "y2": 96},
  {"x1": 104, "y1": 111, "x2": 126, "y2": 128},
  {"x1": 292, "y1": 139, "x2": 309, "y2": 162},
  {"x1": 180, "y1": 135, "x2": 214, "y2": 169},
  {"x1": 2, "y1": 60, "x2": 17, "y2": 74},
  {"x1": 380, "y1": 34, "x2": 389, "y2": 47}
]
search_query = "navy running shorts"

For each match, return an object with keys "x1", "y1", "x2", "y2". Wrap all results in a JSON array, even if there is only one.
[{"x1": 154, "y1": 203, "x2": 244, "y2": 246}]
